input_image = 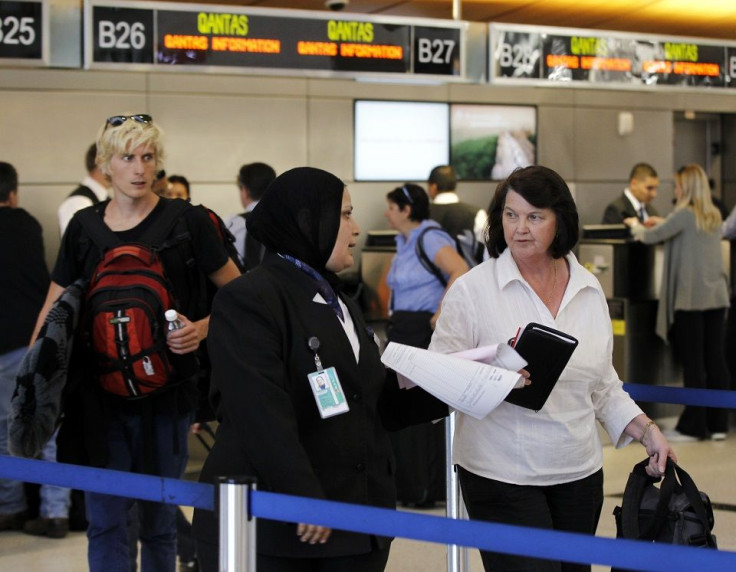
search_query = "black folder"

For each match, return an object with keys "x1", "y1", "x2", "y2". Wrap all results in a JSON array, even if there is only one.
[{"x1": 504, "y1": 322, "x2": 578, "y2": 411}]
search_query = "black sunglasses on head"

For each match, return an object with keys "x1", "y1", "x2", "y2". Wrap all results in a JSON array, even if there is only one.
[{"x1": 105, "y1": 114, "x2": 153, "y2": 128}]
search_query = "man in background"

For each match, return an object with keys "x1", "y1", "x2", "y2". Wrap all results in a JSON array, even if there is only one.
[
  {"x1": 0, "y1": 162, "x2": 71, "y2": 539},
  {"x1": 57, "y1": 144, "x2": 110, "y2": 236},
  {"x1": 226, "y1": 162, "x2": 276, "y2": 271},
  {"x1": 427, "y1": 165, "x2": 487, "y2": 241},
  {"x1": 602, "y1": 162, "x2": 661, "y2": 226}
]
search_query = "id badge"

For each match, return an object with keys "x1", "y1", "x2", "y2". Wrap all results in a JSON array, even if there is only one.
[{"x1": 308, "y1": 366, "x2": 349, "y2": 419}]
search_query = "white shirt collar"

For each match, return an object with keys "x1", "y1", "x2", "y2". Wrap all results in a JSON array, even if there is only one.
[
  {"x1": 433, "y1": 192, "x2": 460, "y2": 205},
  {"x1": 623, "y1": 188, "x2": 643, "y2": 212},
  {"x1": 82, "y1": 176, "x2": 110, "y2": 201},
  {"x1": 496, "y1": 248, "x2": 600, "y2": 314}
]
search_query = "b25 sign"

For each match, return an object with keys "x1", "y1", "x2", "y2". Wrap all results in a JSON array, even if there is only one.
[{"x1": 0, "y1": 0, "x2": 43, "y2": 61}]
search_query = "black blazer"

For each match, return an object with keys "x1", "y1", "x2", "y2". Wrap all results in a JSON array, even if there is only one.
[
  {"x1": 601, "y1": 193, "x2": 659, "y2": 224},
  {"x1": 193, "y1": 253, "x2": 446, "y2": 558}
]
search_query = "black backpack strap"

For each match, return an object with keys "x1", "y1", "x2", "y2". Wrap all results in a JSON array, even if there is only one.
[
  {"x1": 639, "y1": 459, "x2": 678, "y2": 541},
  {"x1": 70, "y1": 185, "x2": 102, "y2": 204},
  {"x1": 242, "y1": 211, "x2": 265, "y2": 272},
  {"x1": 415, "y1": 227, "x2": 448, "y2": 287},
  {"x1": 140, "y1": 198, "x2": 192, "y2": 248},
  {"x1": 75, "y1": 202, "x2": 121, "y2": 252},
  {"x1": 672, "y1": 461, "x2": 717, "y2": 546},
  {"x1": 618, "y1": 457, "x2": 654, "y2": 539},
  {"x1": 76, "y1": 198, "x2": 192, "y2": 253}
]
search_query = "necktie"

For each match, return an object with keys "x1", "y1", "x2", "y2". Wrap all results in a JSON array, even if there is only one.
[{"x1": 638, "y1": 206, "x2": 646, "y2": 221}]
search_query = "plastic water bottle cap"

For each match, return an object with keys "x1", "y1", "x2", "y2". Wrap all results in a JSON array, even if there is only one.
[{"x1": 165, "y1": 309, "x2": 179, "y2": 322}]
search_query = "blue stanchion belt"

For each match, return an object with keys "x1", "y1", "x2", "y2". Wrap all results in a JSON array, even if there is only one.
[
  {"x1": 0, "y1": 455, "x2": 214, "y2": 511},
  {"x1": 2, "y1": 383, "x2": 736, "y2": 571},
  {"x1": 2, "y1": 454, "x2": 736, "y2": 570},
  {"x1": 623, "y1": 383, "x2": 736, "y2": 407},
  {"x1": 254, "y1": 491, "x2": 736, "y2": 572}
]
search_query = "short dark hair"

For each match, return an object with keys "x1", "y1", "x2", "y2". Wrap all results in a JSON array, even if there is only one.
[
  {"x1": 486, "y1": 165, "x2": 579, "y2": 259},
  {"x1": 238, "y1": 162, "x2": 276, "y2": 201},
  {"x1": 428, "y1": 165, "x2": 457, "y2": 192},
  {"x1": 0, "y1": 161, "x2": 18, "y2": 202},
  {"x1": 386, "y1": 183, "x2": 430, "y2": 222},
  {"x1": 85, "y1": 143, "x2": 97, "y2": 173},
  {"x1": 167, "y1": 175, "x2": 190, "y2": 199},
  {"x1": 629, "y1": 162, "x2": 657, "y2": 181}
]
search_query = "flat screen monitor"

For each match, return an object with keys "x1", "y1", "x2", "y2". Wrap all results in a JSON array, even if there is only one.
[
  {"x1": 354, "y1": 100, "x2": 449, "y2": 182},
  {"x1": 450, "y1": 104, "x2": 537, "y2": 181}
]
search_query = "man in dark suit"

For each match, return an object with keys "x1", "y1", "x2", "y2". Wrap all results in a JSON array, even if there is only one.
[
  {"x1": 427, "y1": 165, "x2": 486, "y2": 240},
  {"x1": 602, "y1": 163, "x2": 661, "y2": 227}
]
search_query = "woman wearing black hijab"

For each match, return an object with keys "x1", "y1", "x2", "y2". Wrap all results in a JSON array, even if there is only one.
[{"x1": 192, "y1": 167, "x2": 447, "y2": 571}]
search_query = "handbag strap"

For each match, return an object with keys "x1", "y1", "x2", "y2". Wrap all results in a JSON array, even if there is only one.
[
  {"x1": 639, "y1": 459, "x2": 677, "y2": 540},
  {"x1": 637, "y1": 458, "x2": 715, "y2": 545},
  {"x1": 619, "y1": 458, "x2": 655, "y2": 539},
  {"x1": 672, "y1": 462, "x2": 717, "y2": 545}
]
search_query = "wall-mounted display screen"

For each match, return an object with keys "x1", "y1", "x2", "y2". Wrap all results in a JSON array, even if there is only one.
[
  {"x1": 354, "y1": 100, "x2": 449, "y2": 182},
  {"x1": 450, "y1": 104, "x2": 536, "y2": 180}
]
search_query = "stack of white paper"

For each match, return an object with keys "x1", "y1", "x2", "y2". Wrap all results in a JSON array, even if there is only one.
[{"x1": 381, "y1": 342, "x2": 527, "y2": 419}]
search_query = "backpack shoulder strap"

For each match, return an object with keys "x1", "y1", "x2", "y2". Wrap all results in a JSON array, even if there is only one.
[
  {"x1": 415, "y1": 226, "x2": 448, "y2": 287},
  {"x1": 75, "y1": 202, "x2": 120, "y2": 252},
  {"x1": 619, "y1": 458, "x2": 655, "y2": 540},
  {"x1": 242, "y1": 211, "x2": 265, "y2": 271},
  {"x1": 638, "y1": 459, "x2": 678, "y2": 541},
  {"x1": 672, "y1": 462, "x2": 717, "y2": 545},
  {"x1": 140, "y1": 198, "x2": 192, "y2": 248}
]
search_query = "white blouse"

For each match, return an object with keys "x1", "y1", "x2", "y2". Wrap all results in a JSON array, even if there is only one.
[{"x1": 429, "y1": 248, "x2": 643, "y2": 486}]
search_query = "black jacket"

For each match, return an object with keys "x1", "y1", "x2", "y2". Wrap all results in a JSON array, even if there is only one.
[
  {"x1": 602, "y1": 193, "x2": 659, "y2": 224},
  {"x1": 193, "y1": 253, "x2": 446, "y2": 558}
]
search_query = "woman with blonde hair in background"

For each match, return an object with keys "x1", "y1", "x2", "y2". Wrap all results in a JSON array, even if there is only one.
[{"x1": 626, "y1": 163, "x2": 730, "y2": 441}]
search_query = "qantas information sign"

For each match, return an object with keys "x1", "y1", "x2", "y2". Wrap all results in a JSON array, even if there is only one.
[
  {"x1": 491, "y1": 24, "x2": 736, "y2": 90},
  {"x1": 86, "y1": 0, "x2": 463, "y2": 78}
]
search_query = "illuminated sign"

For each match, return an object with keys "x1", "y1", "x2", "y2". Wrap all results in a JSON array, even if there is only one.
[
  {"x1": 727, "y1": 47, "x2": 736, "y2": 88},
  {"x1": 0, "y1": 0, "x2": 46, "y2": 64},
  {"x1": 491, "y1": 24, "x2": 734, "y2": 90},
  {"x1": 88, "y1": 1, "x2": 462, "y2": 78}
]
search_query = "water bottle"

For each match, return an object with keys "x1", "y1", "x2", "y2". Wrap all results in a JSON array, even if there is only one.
[
  {"x1": 165, "y1": 309, "x2": 184, "y2": 332},
  {"x1": 164, "y1": 309, "x2": 198, "y2": 379}
]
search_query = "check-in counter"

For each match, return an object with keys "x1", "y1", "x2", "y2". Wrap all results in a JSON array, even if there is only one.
[
  {"x1": 579, "y1": 224, "x2": 730, "y2": 416},
  {"x1": 578, "y1": 226, "x2": 667, "y2": 393}
]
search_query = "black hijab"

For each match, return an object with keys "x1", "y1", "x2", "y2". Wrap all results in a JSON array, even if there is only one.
[{"x1": 247, "y1": 166, "x2": 345, "y2": 275}]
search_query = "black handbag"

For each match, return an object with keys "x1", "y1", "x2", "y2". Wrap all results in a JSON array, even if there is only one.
[{"x1": 613, "y1": 458, "x2": 717, "y2": 555}]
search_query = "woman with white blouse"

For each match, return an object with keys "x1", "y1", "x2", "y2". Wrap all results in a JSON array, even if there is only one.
[{"x1": 429, "y1": 165, "x2": 675, "y2": 572}]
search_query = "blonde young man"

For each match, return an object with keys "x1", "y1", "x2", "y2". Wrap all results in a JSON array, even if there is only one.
[{"x1": 32, "y1": 114, "x2": 240, "y2": 572}]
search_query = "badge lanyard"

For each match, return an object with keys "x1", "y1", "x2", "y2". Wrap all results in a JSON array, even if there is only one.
[{"x1": 307, "y1": 336, "x2": 349, "y2": 418}]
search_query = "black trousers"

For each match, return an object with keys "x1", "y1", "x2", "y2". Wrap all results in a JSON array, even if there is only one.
[
  {"x1": 195, "y1": 538, "x2": 390, "y2": 572},
  {"x1": 458, "y1": 466, "x2": 604, "y2": 572},
  {"x1": 672, "y1": 308, "x2": 730, "y2": 438},
  {"x1": 386, "y1": 310, "x2": 446, "y2": 505}
]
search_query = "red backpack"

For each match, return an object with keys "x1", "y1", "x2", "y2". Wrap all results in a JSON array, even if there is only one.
[{"x1": 76, "y1": 199, "x2": 197, "y2": 399}]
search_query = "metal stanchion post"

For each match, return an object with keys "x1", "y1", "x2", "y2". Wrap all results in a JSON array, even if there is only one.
[
  {"x1": 446, "y1": 412, "x2": 469, "y2": 572},
  {"x1": 218, "y1": 476, "x2": 257, "y2": 572}
]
